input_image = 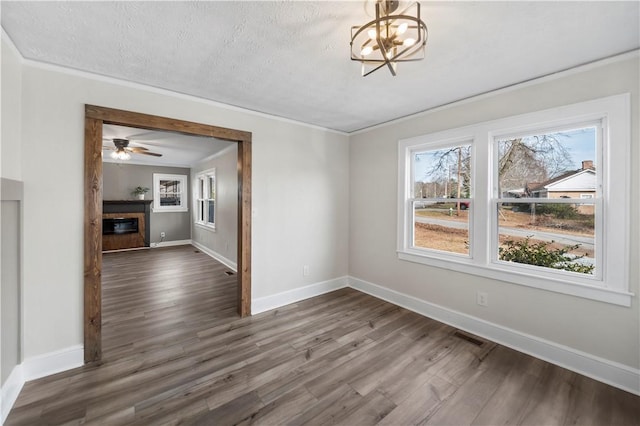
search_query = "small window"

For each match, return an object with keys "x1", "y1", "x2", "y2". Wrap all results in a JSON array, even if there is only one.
[
  {"x1": 153, "y1": 174, "x2": 188, "y2": 212},
  {"x1": 194, "y1": 169, "x2": 216, "y2": 229}
]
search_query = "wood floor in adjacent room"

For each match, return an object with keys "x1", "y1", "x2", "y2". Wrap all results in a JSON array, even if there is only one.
[{"x1": 6, "y1": 245, "x2": 639, "y2": 425}]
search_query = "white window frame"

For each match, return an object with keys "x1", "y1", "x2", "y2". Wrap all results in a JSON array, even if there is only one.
[
  {"x1": 397, "y1": 94, "x2": 631, "y2": 306},
  {"x1": 194, "y1": 168, "x2": 216, "y2": 230},
  {"x1": 153, "y1": 173, "x2": 188, "y2": 213}
]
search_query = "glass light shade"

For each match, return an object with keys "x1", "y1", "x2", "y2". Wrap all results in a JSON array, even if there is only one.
[
  {"x1": 403, "y1": 38, "x2": 416, "y2": 47},
  {"x1": 111, "y1": 150, "x2": 130, "y2": 160}
]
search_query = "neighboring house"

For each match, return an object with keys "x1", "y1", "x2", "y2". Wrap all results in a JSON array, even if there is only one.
[{"x1": 526, "y1": 161, "x2": 596, "y2": 214}]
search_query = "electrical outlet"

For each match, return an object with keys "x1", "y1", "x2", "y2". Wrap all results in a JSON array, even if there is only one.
[
  {"x1": 160, "y1": 232, "x2": 166, "y2": 238},
  {"x1": 303, "y1": 265, "x2": 310, "y2": 277},
  {"x1": 476, "y1": 291, "x2": 488, "y2": 307}
]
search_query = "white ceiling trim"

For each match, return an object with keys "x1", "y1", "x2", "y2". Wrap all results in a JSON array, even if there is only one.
[
  {"x1": 1, "y1": 28, "x2": 348, "y2": 136},
  {"x1": 350, "y1": 49, "x2": 640, "y2": 136}
]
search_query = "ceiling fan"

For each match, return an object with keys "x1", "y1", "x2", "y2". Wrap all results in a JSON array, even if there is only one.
[{"x1": 103, "y1": 138, "x2": 162, "y2": 160}]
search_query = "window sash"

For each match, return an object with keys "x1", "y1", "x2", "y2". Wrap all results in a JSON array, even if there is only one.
[{"x1": 153, "y1": 174, "x2": 188, "y2": 212}]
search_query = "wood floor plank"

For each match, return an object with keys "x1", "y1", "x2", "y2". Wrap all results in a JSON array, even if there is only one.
[
  {"x1": 5, "y1": 245, "x2": 639, "y2": 426},
  {"x1": 377, "y1": 374, "x2": 457, "y2": 426}
]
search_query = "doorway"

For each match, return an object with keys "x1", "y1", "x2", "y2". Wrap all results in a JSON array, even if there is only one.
[{"x1": 84, "y1": 105, "x2": 251, "y2": 363}]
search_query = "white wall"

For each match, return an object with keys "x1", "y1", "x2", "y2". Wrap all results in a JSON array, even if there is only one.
[
  {"x1": 349, "y1": 56, "x2": 640, "y2": 368},
  {"x1": 191, "y1": 145, "x2": 238, "y2": 266},
  {"x1": 17, "y1": 61, "x2": 350, "y2": 359}
]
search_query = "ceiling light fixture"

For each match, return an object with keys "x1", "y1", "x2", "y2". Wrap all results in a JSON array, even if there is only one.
[
  {"x1": 110, "y1": 149, "x2": 131, "y2": 161},
  {"x1": 350, "y1": 0, "x2": 428, "y2": 77}
]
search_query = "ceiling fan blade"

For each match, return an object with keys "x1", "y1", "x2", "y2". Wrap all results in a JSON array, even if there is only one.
[
  {"x1": 127, "y1": 147, "x2": 150, "y2": 152},
  {"x1": 137, "y1": 151, "x2": 163, "y2": 157},
  {"x1": 102, "y1": 145, "x2": 116, "y2": 150}
]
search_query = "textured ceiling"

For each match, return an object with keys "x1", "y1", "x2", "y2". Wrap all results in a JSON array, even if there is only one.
[
  {"x1": 102, "y1": 124, "x2": 234, "y2": 167},
  {"x1": 2, "y1": 1, "x2": 639, "y2": 133}
]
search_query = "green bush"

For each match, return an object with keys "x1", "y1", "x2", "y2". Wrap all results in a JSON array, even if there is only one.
[
  {"x1": 535, "y1": 203, "x2": 579, "y2": 219},
  {"x1": 498, "y1": 237, "x2": 594, "y2": 274}
]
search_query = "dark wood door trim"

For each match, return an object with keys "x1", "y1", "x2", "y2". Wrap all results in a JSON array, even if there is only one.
[{"x1": 84, "y1": 105, "x2": 252, "y2": 363}]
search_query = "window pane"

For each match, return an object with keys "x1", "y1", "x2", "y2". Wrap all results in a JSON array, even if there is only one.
[
  {"x1": 413, "y1": 144, "x2": 472, "y2": 199},
  {"x1": 198, "y1": 200, "x2": 204, "y2": 222},
  {"x1": 198, "y1": 179, "x2": 204, "y2": 199},
  {"x1": 497, "y1": 127, "x2": 596, "y2": 199},
  {"x1": 160, "y1": 194, "x2": 181, "y2": 206},
  {"x1": 160, "y1": 179, "x2": 182, "y2": 194},
  {"x1": 497, "y1": 202, "x2": 595, "y2": 275},
  {"x1": 208, "y1": 176, "x2": 215, "y2": 199},
  {"x1": 413, "y1": 201, "x2": 470, "y2": 256},
  {"x1": 207, "y1": 200, "x2": 215, "y2": 224}
]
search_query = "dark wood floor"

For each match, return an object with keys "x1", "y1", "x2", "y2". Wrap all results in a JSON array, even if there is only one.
[{"x1": 6, "y1": 245, "x2": 640, "y2": 425}]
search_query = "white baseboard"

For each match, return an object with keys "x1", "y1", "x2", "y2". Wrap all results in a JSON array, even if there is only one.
[
  {"x1": 1, "y1": 345, "x2": 83, "y2": 423},
  {"x1": 1, "y1": 364, "x2": 24, "y2": 424},
  {"x1": 191, "y1": 241, "x2": 237, "y2": 271},
  {"x1": 150, "y1": 239, "x2": 193, "y2": 249},
  {"x1": 348, "y1": 276, "x2": 640, "y2": 396},
  {"x1": 22, "y1": 345, "x2": 84, "y2": 382},
  {"x1": 252, "y1": 276, "x2": 349, "y2": 315}
]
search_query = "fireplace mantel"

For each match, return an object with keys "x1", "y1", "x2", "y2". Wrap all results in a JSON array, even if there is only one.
[{"x1": 103, "y1": 199, "x2": 153, "y2": 206}]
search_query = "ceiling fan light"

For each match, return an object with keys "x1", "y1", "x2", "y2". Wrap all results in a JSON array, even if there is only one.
[{"x1": 111, "y1": 150, "x2": 131, "y2": 161}]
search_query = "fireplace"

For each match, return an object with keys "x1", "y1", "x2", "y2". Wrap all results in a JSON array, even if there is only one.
[
  {"x1": 102, "y1": 200, "x2": 152, "y2": 251},
  {"x1": 103, "y1": 217, "x2": 139, "y2": 235}
]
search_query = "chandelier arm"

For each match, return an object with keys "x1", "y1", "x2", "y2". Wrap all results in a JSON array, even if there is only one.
[
  {"x1": 362, "y1": 60, "x2": 392, "y2": 77},
  {"x1": 350, "y1": 1, "x2": 428, "y2": 76}
]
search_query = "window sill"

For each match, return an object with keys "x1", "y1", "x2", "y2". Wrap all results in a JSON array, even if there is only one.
[
  {"x1": 397, "y1": 250, "x2": 632, "y2": 307},
  {"x1": 153, "y1": 207, "x2": 188, "y2": 213},
  {"x1": 195, "y1": 222, "x2": 216, "y2": 232}
]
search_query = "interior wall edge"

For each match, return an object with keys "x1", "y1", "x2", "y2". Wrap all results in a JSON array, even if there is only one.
[{"x1": 348, "y1": 275, "x2": 640, "y2": 396}]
